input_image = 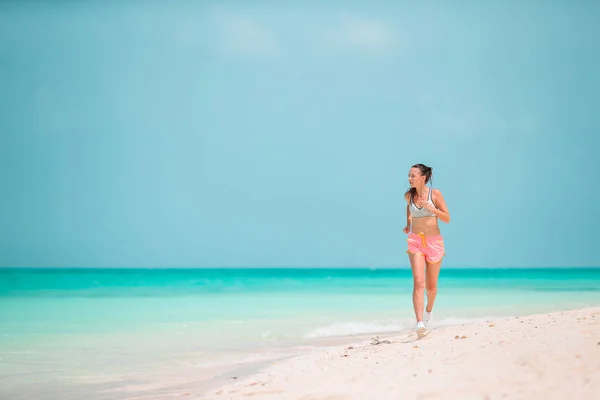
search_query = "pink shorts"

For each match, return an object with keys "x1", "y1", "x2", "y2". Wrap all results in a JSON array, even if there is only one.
[{"x1": 407, "y1": 233, "x2": 445, "y2": 263}]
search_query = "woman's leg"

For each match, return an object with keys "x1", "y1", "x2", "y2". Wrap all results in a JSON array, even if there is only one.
[
  {"x1": 425, "y1": 260, "x2": 442, "y2": 313},
  {"x1": 409, "y1": 253, "x2": 426, "y2": 322}
]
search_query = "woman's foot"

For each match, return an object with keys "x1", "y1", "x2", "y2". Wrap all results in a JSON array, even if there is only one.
[
  {"x1": 425, "y1": 310, "x2": 434, "y2": 328},
  {"x1": 415, "y1": 321, "x2": 429, "y2": 338}
]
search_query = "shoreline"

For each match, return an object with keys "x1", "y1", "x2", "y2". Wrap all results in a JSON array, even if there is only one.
[{"x1": 200, "y1": 306, "x2": 600, "y2": 400}]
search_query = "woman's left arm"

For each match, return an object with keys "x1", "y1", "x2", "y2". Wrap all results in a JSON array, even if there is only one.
[{"x1": 427, "y1": 189, "x2": 451, "y2": 223}]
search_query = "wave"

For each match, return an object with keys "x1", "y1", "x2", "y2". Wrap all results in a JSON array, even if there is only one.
[
  {"x1": 304, "y1": 321, "x2": 407, "y2": 338},
  {"x1": 303, "y1": 315, "x2": 503, "y2": 338}
]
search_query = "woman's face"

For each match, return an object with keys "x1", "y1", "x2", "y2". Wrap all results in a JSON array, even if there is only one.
[{"x1": 408, "y1": 167, "x2": 425, "y2": 188}]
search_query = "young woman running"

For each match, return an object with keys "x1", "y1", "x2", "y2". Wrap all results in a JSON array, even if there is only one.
[{"x1": 403, "y1": 163, "x2": 451, "y2": 337}]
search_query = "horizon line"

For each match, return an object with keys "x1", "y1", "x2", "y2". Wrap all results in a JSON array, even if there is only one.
[{"x1": 1, "y1": 266, "x2": 598, "y2": 270}]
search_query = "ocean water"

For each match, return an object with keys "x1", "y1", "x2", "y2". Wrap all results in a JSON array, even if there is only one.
[{"x1": 1, "y1": 267, "x2": 599, "y2": 399}]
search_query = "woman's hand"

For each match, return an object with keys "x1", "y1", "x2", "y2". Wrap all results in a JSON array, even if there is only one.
[
  {"x1": 417, "y1": 197, "x2": 430, "y2": 209},
  {"x1": 403, "y1": 225, "x2": 410, "y2": 234}
]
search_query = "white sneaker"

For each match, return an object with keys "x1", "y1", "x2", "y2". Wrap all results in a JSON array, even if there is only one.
[
  {"x1": 424, "y1": 310, "x2": 434, "y2": 328},
  {"x1": 415, "y1": 321, "x2": 429, "y2": 338}
]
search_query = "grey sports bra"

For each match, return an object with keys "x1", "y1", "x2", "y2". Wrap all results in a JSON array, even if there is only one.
[{"x1": 409, "y1": 188, "x2": 437, "y2": 218}]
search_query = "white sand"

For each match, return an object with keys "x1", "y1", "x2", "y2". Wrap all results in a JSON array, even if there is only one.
[{"x1": 201, "y1": 307, "x2": 600, "y2": 400}]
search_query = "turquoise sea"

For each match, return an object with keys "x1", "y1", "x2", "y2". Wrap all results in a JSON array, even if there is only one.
[{"x1": 1, "y1": 267, "x2": 599, "y2": 399}]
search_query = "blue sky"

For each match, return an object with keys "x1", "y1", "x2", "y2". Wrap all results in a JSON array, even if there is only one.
[{"x1": 1, "y1": 1, "x2": 598, "y2": 268}]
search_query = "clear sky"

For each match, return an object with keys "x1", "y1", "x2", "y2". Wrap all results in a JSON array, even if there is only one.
[{"x1": 1, "y1": 1, "x2": 598, "y2": 268}]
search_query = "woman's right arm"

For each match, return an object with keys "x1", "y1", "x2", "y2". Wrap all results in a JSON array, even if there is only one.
[{"x1": 403, "y1": 195, "x2": 411, "y2": 234}]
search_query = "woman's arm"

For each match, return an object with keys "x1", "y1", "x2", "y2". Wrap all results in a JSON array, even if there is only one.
[
  {"x1": 403, "y1": 194, "x2": 411, "y2": 233},
  {"x1": 427, "y1": 189, "x2": 451, "y2": 223}
]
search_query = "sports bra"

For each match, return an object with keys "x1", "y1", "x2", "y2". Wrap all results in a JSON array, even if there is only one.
[{"x1": 409, "y1": 188, "x2": 437, "y2": 218}]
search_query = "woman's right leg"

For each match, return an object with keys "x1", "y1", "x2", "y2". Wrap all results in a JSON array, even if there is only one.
[{"x1": 409, "y1": 253, "x2": 426, "y2": 323}]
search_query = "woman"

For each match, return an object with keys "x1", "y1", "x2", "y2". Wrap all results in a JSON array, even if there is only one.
[{"x1": 403, "y1": 163, "x2": 451, "y2": 337}]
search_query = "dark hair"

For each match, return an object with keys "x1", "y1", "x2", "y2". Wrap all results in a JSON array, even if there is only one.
[{"x1": 405, "y1": 163, "x2": 433, "y2": 202}]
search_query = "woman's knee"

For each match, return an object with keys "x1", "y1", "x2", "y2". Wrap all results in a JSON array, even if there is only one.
[
  {"x1": 426, "y1": 283, "x2": 437, "y2": 293},
  {"x1": 413, "y1": 279, "x2": 426, "y2": 291}
]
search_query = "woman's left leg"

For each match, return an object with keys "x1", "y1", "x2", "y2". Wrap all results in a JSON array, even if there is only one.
[{"x1": 425, "y1": 260, "x2": 442, "y2": 324}]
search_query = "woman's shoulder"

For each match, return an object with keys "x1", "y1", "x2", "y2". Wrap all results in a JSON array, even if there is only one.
[{"x1": 431, "y1": 188, "x2": 445, "y2": 203}]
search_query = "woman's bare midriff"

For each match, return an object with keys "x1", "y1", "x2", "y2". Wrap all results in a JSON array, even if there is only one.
[{"x1": 411, "y1": 216, "x2": 441, "y2": 236}]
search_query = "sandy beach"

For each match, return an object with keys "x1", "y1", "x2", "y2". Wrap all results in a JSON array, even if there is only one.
[{"x1": 201, "y1": 307, "x2": 600, "y2": 400}]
